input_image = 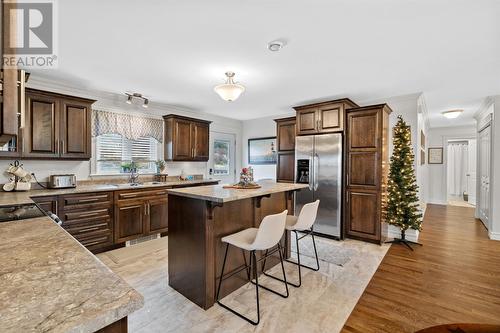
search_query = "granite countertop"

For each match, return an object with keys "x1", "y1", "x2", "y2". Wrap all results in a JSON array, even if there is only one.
[
  {"x1": 166, "y1": 181, "x2": 308, "y2": 203},
  {"x1": 0, "y1": 179, "x2": 220, "y2": 206},
  {"x1": 0, "y1": 216, "x2": 144, "y2": 333}
]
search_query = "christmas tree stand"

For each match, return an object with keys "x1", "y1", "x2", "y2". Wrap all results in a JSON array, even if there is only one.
[{"x1": 385, "y1": 229, "x2": 422, "y2": 251}]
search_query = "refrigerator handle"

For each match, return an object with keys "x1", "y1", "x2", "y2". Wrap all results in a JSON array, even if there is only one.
[
  {"x1": 308, "y1": 153, "x2": 314, "y2": 191},
  {"x1": 313, "y1": 153, "x2": 319, "y2": 191}
]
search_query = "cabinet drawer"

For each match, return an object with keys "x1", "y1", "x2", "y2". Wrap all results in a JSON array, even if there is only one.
[
  {"x1": 60, "y1": 192, "x2": 113, "y2": 210},
  {"x1": 73, "y1": 230, "x2": 113, "y2": 251},
  {"x1": 116, "y1": 188, "x2": 169, "y2": 201},
  {"x1": 63, "y1": 217, "x2": 112, "y2": 235},
  {"x1": 62, "y1": 208, "x2": 111, "y2": 222}
]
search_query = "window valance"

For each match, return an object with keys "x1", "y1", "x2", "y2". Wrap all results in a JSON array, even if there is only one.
[{"x1": 92, "y1": 109, "x2": 163, "y2": 143}]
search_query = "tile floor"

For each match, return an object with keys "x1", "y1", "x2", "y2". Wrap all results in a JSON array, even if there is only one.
[{"x1": 98, "y1": 236, "x2": 389, "y2": 333}]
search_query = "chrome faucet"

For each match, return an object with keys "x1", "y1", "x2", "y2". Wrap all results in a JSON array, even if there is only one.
[{"x1": 128, "y1": 163, "x2": 140, "y2": 184}]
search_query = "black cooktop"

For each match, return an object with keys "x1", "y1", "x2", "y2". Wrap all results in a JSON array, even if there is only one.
[{"x1": 0, "y1": 203, "x2": 46, "y2": 223}]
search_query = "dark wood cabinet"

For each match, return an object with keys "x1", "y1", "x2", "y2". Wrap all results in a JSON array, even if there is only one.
[
  {"x1": 115, "y1": 199, "x2": 146, "y2": 243},
  {"x1": 345, "y1": 104, "x2": 391, "y2": 243},
  {"x1": 114, "y1": 187, "x2": 170, "y2": 243},
  {"x1": 164, "y1": 114, "x2": 211, "y2": 161},
  {"x1": 274, "y1": 117, "x2": 296, "y2": 183},
  {"x1": 5, "y1": 89, "x2": 95, "y2": 160},
  {"x1": 147, "y1": 197, "x2": 169, "y2": 234},
  {"x1": 24, "y1": 91, "x2": 60, "y2": 158},
  {"x1": 294, "y1": 99, "x2": 358, "y2": 136},
  {"x1": 192, "y1": 121, "x2": 209, "y2": 160},
  {"x1": 32, "y1": 196, "x2": 58, "y2": 214},
  {"x1": 58, "y1": 192, "x2": 114, "y2": 253},
  {"x1": 60, "y1": 98, "x2": 92, "y2": 159}
]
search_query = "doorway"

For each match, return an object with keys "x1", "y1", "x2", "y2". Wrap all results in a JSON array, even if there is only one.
[
  {"x1": 208, "y1": 132, "x2": 236, "y2": 184},
  {"x1": 446, "y1": 139, "x2": 476, "y2": 207}
]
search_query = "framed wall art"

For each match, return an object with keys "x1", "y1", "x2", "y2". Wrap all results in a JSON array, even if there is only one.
[
  {"x1": 248, "y1": 137, "x2": 277, "y2": 165},
  {"x1": 428, "y1": 147, "x2": 443, "y2": 164}
]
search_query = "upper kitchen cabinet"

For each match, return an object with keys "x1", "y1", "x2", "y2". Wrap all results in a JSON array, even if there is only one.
[
  {"x1": 23, "y1": 89, "x2": 95, "y2": 160},
  {"x1": 275, "y1": 116, "x2": 296, "y2": 183},
  {"x1": 294, "y1": 99, "x2": 358, "y2": 136},
  {"x1": 163, "y1": 114, "x2": 211, "y2": 161}
]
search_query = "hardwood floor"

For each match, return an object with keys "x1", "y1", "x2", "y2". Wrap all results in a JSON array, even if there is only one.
[{"x1": 342, "y1": 204, "x2": 500, "y2": 333}]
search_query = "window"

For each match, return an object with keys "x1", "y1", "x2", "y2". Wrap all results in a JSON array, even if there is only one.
[
  {"x1": 96, "y1": 134, "x2": 159, "y2": 174},
  {"x1": 213, "y1": 140, "x2": 230, "y2": 175}
]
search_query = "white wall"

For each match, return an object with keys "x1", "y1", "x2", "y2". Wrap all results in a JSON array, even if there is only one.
[
  {"x1": 241, "y1": 115, "x2": 289, "y2": 181},
  {"x1": 0, "y1": 76, "x2": 243, "y2": 183},
  {"x1": 426, "y1": 125, "x2": 476, "y2": 205}
]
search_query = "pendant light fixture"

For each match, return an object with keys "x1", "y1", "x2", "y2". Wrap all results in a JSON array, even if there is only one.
[
  {"x1": 442, "y1": 109, "x2": 463, "y2": 119},
  {"x1": 214, "y1": 71, "x2": 245, "y2": 102}
]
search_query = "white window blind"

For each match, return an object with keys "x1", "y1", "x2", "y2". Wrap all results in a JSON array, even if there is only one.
[{"x1": 96, "y1": 134, "x2": 158, "y2": 174}]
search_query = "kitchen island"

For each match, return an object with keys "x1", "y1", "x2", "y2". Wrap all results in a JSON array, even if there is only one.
[{"x1": 167, "y1": 181, "x2": 308, "y2": 309}]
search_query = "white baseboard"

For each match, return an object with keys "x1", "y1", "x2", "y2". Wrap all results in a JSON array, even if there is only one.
[
  {"x1": 489, "y1": 231, "x2": 500, "y2": 241},
  {"x1": 427, "y1": 199, "x2": 447, "y2": 205}
]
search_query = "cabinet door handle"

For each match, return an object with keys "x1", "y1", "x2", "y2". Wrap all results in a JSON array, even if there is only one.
[
  {"x1": 78, "y1": 226, "x2": 101, "y2": 233},
  {"x1": 61, "y1": 140, "x2": 65, "y2": 154},
  {"x1": 148, "y1": 203, "x2": 150, "y2": 215}
]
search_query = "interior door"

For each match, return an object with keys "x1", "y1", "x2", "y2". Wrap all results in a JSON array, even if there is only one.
[
  {"x1": 478, "y1": 126, "x2": 491, "y2": 228},
  {"x1": 467, "y1": 139, "x2": 477, "y2": 205},
  {"x1": 208, "y1": 132, "x2": 236, "y2": 184}
]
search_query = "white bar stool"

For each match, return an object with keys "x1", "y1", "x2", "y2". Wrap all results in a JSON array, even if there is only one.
[
  {"x1": 262, "y1": 200, "x2": 320, "y2": 288},
  {"x1": 216, "y1": 210, "x2": 289, "y2": 325}
]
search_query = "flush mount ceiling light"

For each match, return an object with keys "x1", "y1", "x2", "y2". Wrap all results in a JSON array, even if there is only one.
[
  {"x1": 125, "y1": 92, "x2": 149, "y2": 108},
  {"x1": 214, "y1": 72, "x2": 245, "y2": 102},
  {"x1": 268, "y1": 40, "x2": 284, "y2": 52},
  {"x1": 442, "y1": 109, "x2": 463, "y2": 119}
]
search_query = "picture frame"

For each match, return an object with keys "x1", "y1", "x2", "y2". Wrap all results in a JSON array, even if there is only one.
[
  {"x1": 248, "y1": 137, "x2": 277, "y2": 165},
  {"x1": 428, "y1": 147, "x2": 443, "y2": 164}
]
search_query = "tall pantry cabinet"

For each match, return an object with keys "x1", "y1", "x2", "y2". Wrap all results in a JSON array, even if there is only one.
[{"x1": 344, "y1": 104, "x2": 391, "y2": 243}]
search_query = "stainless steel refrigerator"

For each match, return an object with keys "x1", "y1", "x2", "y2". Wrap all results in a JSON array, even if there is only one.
[{"x1": 295, "y1": 133, "x2": 342, "y2": 239}]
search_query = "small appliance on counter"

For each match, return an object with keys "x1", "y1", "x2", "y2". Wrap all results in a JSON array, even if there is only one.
[{"x1": 48, "y1": 174, "x2": 77, "y2": 189}]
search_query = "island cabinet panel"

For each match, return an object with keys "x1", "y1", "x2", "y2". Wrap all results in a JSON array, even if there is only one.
[
  {"x1": 294, "y1": 98, "x2": 359, "y2": 136},
  {"x1": 275, "y1": 116, "x2": 296, "y2": 183},
  {"x1": 168, "y1": 189, "x2": 296, "y2": 310},
  {"x1": 345, "y1": 104, "x2": 391, "y2": 244},
  {"x1": 95, "y1": 316, "x2": 128, "y2": 333},
  {"x1": 164, "y1": 114, "x2": 212, "y2": 161}
]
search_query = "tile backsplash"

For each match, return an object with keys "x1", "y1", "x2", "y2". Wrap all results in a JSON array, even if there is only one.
[{"x1": 0, "y1": 160, "x2": 208, "y2": 184}]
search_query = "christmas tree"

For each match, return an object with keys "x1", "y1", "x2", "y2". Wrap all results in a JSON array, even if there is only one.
[{"x1": 384, "y1": 115, "x2": 423, "y2": 250}]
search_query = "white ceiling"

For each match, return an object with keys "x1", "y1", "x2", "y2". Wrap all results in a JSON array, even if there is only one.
[{"x1": 34, "y1": 0, "x2": 500, "y2": 127}]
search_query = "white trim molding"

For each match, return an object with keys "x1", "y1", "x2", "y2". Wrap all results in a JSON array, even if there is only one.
[{"x1": 489, "y1": 231, "x2": 500, "y2": 241}]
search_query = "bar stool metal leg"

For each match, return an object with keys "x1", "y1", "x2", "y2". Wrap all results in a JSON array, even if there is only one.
[
  {"x1": 285, "y1": 228, "x2": 320, "y2": 271},
  {"x1": 251, "y1": 244, "x2": 289, "y2": 297},
  {"x1": 216, "y1": 246, "x2": 260, "y2": 325}
]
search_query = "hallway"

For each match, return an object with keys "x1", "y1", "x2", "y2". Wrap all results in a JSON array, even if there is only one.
[{"x1": 343, "y1": 204, "x2": 500, "y2": 332}]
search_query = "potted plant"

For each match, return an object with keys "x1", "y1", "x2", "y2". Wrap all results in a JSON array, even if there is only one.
[
  {"x1": 155, "y1": 160, "x2": 166, "y2": 174},
  {"x1": 121, "y1": 162, "x2": 133, "y2": 173}
]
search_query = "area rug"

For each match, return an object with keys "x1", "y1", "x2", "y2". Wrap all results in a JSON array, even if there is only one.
[{"x1": 290, "y1": 234, "x2": 356, "y2": 267}]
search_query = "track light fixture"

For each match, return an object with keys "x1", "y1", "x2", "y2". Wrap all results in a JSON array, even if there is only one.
[{"x1": 125, "y1": 92, "x2": 149, "y2": 108}]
